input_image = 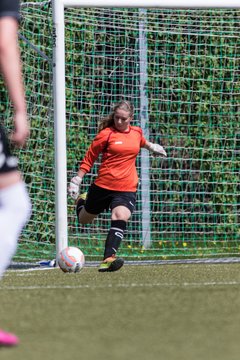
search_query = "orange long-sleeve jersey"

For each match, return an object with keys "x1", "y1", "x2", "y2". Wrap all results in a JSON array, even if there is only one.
[{"x1": 79, "y1": 126, "x2": 147, "y2": 192}]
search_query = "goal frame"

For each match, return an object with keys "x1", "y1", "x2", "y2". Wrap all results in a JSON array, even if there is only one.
[{"x1": 52, "y1": 0, "x2": 240, "y2": 257}]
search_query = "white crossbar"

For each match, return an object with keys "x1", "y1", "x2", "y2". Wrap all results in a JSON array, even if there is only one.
[{"x1": 61, "y1": 0, "x2": 240, "y2": 8}]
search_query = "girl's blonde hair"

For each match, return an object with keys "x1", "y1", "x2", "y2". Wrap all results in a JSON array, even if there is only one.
[{"x1": 98, "y1": 100, "x2": 134, "y2": 132}]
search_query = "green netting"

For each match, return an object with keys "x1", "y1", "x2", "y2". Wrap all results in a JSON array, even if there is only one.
[{"x1": 1, "y1": 1, "x2": 239, "y2": 261}]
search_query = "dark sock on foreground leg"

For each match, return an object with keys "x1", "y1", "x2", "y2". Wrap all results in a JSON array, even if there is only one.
[{"x1": 104, "y1": 220, "x2": 127, "y2": 259}]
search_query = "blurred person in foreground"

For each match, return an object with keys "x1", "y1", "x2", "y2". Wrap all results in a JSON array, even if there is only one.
[{"x1": 0, "y1": 0, "x2": 31, "y2": 346}]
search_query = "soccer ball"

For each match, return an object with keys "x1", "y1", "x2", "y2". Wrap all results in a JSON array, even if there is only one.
[{"x1": 58, "y1": 246, "x2": 85, "y2": 273}]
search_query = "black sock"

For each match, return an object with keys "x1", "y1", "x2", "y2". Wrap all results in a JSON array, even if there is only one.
[{"x1": 104, "y1": 220, "x2": 127, "y2": 260}]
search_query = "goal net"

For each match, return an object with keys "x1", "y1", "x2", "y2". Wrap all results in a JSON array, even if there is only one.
[{"x1": 2, "y1": 1, "x2": 239, "y2": 261}]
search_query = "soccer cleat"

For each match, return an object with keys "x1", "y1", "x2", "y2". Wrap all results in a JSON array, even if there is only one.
[
  {"x1": 76, "y1": 192, "x2": 87, "y2": 217},
  {"x1": 0, "y1": 330, "x2": 19, "y2": 347},
  {"x1": 98, "y1": 256, "x2": 124, "y2": 272},
  {"x1": 75, "y1": 192, "x2": 87, "y2": 204}
]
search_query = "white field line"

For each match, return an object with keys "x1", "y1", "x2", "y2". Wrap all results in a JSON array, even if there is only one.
[
  {"x1": 8, "y1": 267, "x2": 56, "y2": 273},
  {"x1": 0, "y1": 281, "x2": 240, "y2": 291}
]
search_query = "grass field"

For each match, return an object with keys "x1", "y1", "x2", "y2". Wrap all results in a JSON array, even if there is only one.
[{"x1": 0, "y1": 263, "x2": 240, "y2": 360}]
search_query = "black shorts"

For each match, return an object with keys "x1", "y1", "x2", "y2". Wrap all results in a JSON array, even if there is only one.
[
  {"x1": 85, "y1": 183, "x2": 136, "y2": 215},
  {"x1": 0, "y1": 0, "x2": 20, "y2": 21},
  {"x1": 0, "y1": 125, "x2": 18, "y2": 173}
]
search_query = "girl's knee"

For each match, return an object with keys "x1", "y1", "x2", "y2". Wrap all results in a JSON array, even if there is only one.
[{"x1": 111, "y1": 206, "x2": 131, "y2": 222}]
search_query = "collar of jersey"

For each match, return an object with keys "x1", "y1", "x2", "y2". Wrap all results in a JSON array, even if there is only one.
[{"x1": 111, "y1": 126, "x2": 131, "y2": 134}]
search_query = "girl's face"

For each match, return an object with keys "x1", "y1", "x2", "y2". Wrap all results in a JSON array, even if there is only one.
[{"x1": 113, "y1": 108, "x2": 132, "y2": 132}]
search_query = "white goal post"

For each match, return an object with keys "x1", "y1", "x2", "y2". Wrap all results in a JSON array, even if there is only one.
[{"x1": 52, "y1": 0, "x2": 240, "y2": 257}]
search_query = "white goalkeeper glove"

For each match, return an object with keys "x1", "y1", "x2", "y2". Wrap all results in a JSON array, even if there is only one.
[
  {"x1": 68, "y1": 175, "x2": 82, "y2": 200},
  {"x1": 148, "y1": 142, "x2": 167, "y2": 157}
]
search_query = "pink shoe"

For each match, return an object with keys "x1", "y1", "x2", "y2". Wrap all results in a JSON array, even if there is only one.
[{"x1": 0, "y1": 329, "x2": 19, "y2": 346}]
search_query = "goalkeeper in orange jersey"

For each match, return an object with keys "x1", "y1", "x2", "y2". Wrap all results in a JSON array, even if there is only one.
[{"x1": 68, "y1": 100, "x2": 166, "y2": 272}]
